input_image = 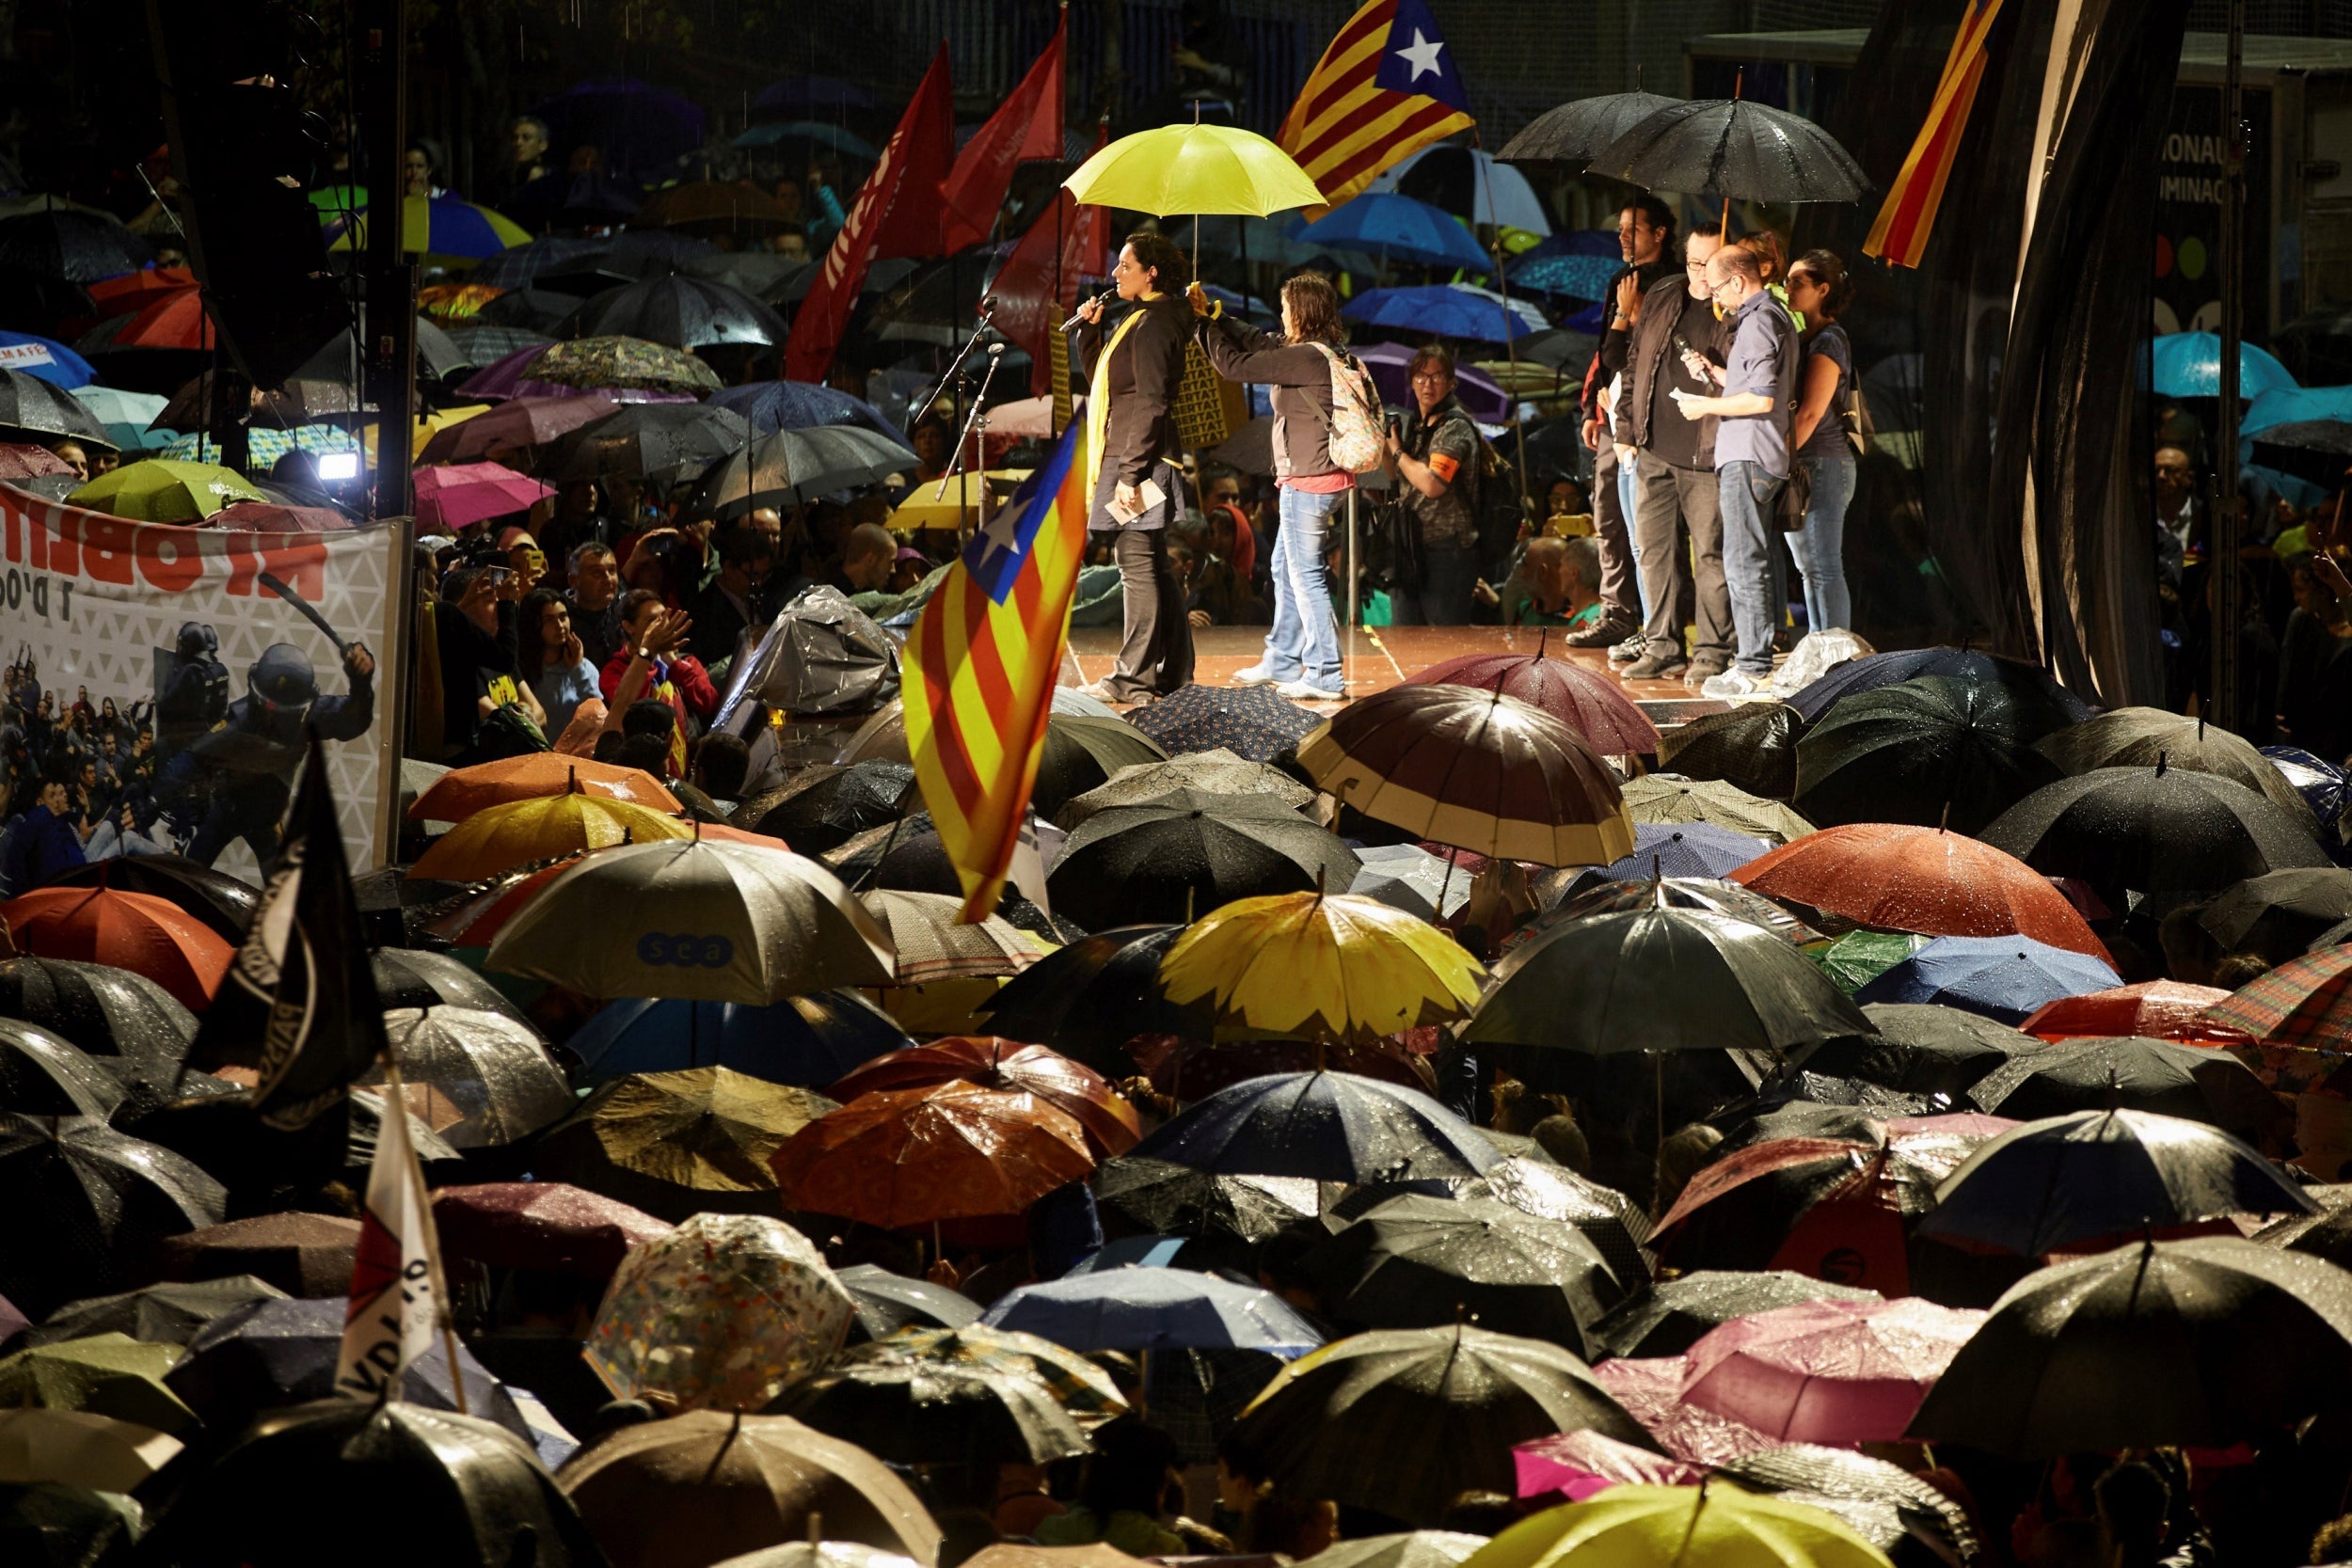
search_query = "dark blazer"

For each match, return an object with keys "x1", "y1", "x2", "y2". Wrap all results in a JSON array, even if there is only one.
[
  {"x1": 1070, "y1": 293, "x2": 1191, "y2": 488},
  {"x1": 1605, "y1": 276, "x2": 1734, "y2": 464}
]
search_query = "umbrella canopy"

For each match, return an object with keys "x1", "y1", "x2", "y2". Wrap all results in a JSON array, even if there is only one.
[
  {"x1": 1907, "y1": 1237, "x2": 2352, "y2": 1455},
  {"x1": 1979, "y1": 765, "x2": 2331, "y2": 898},
  {"x1": 1299, "y1": 686, "x2": 1633, "y2": 866},
  {"x1": 2021, "y1": 980, "x2": 2234, "y2": 1042},
  {"x1": 372, "y1": 948, "x2": 533, "y2": 1021},
  {"x1": 2148, "y1": 331, "x2": 2298, "y2": 398},
  {"x1": 1677, "y1": 1297, "x2": 1981, "y2": 1447},
  {"x1": 1127, "y1": 1071, "x2": 1500, "y2": 1183},
  {"x1": 0, "y1": 887, "x2": 230, "y2": 1012},
  {"x1": 409, "y1": 752, "x2": 681, "y2": 819},
  {"x1": 487, "y1": 839, "x2": 896, "y2": 1005},
  {"x1": 523, "y1": 334, "x2": 723, "y2": 396},
  {"x1": 1657, "y1": 704, "x2": 1807, "y2": 800},
  {"x1": 1093, "y1": 1156, "x2": 1320, "y2": 1248},
  {"x1": 2038, "y1": 705, "x2": 2315, "y2": 819},
  {"x1": 20, "y1": 1275, "x2": 287, "y2": 1349},
  {"x1": 361, "y1": 1006, "x2": 573, "y2": 1148},
  {"x1": 709, "y1": 379, "x2": 909, "y2": 443},
  {"x1": 1965, "y1": 1036, "x2": 2283, "y2": 1140},
  {"x1": 0, "y1": 439, "x2": 75, "y2": 479},
  {"x1": 1539, "y1": 875, "x2": 1813, "y2": 945},
  {"x1": 0, "y1": 209, "x2": 150, "y2": 282},
  {"x1": 1729, "y1": 823, "x2": 2108, "y2": 958},
  {"x1": 782, "y1": 1324, "x2": 1122, "y2": 1466},
  {"x1": 1786, "y1": 646, "x2": 2094, "y2": 727},
  {"x1": 409, "y1": 789, "x2": 691, "y2": 881},
  {"x1": 67, "y1": 459, "x2": 262, "y2": 522},
  {"x1": 0, "y1": 1333, "x2": 193, "y2": 1433},
  {"x1": 1589, "y1": 1272, "x2": 1883, "y2": 1361},
  {"x1": 1620, "y1": 774, "x2": 1815, "y2": 845},
  {"x1": 568, "y1": 991, "x2": 913, "y2": 1087},
  {"x1": 1805, "y1": 930, "x2": 1929, "y2": 996},
  {"x1": 982, "y1": 1268, "x2": 1323, "y2": 1355},
  {"x1": 1467, "y1": 1484, "x2": 1893, "y2": 1568},
  {"x1": 1064, "y1": 123, "x2": 1323, "y2": 215},
  {"x1": 1499, "y1": 90, "x2": 1683, "y2": 165},
  {"x1": 1, "y1": 368, "x2": 115, "y2": 446},
  {"x1": 0, "y1": 1406, "x2": 183, "y2": 1495},
  {"x1": 1919, "y1": 1108, "x2": 2312, "y2": 1257},
  {"x1": 0, "y1": 330, "x2": 94, "y2": 388},
  {"x1": 1800, "y1": 1003, "x2": 2042, "y2": 1095},
  {"x1": 750, "y1": 762, "x2": 919, "y2": 853},
  {"x1": 1158, "y1": 890, "x2": 1486, "y2": 1047},
  {"x1": 1232, "y1": 1323, "x2": 1655, "y2": 1526},
  {"x1": 1298, "y1": 1535, "x2": 1489, "y2": 1568},
  {"x1": 1123, "y1": 683, "x2": 1325, "y2": 764},
  {"x1": 539, "y1": 400, "x2": 753, "y2": 485},
  {"x1": 1586, "y1": 98, "x2": 1869, "y2": 202},
  {"x1": 1349, "y1": 843, "x2": 1476, "y2": 923},
  {"x1": 584, "y1": 1212, "x2": 853, "y2": 1413},
  {"x1": 2201, "y1": 867, "x2": 2352, "y2": 960},
  {"x1": 0, "y1": 1022, "x2": 122, "y2": 1118},
  {"x1": 858, "y1": 893, "x2": 1042, "y2": 985},
  {"x1": 1467, "y1": 906, "x2": 1870, "y2": 1056},
  {"x1": 2198, "y1": 942, "x2": 2352, "y2": 1050},
  {"x1": 410, "y1": 460, "x2": 555, "y2": 530},
  {"x1": 833, "y1": 1263, "x2": 984, "y2": 1341},
  {"x1": 771, "y1": 1081, "x2": 1096, "y2": 1228},
  {"x1": 1057, "y1": 749, "x2": 1313, "y2": 830},
  {"x1": 1513, "y1": 1430, "x2": 1705, "y2": 1503},
  {"x1": 1853, "y1": 935, "x2": 2122, "y2": 1024},
  {"x1": 1792, "y1": 675, "x2": 2066, "y2": 835},
  {"x1": 1600, "y1": 822, "x2": 1770, "y2": 881},
  {"x1": 2263, "y1": 744, "x2": 2349, "y2": 830},
  {"x1": 151, "y1": 1212, "x2": 359, "y2": 1299},
  {"x1": 1047, "y1": 792, "x2": 1359, "y2": 931},
  {"x1": 0, "y1": 1118, "x2": 223, "y2": 1323},
  {"x1": 1294, "y1": 193, "x2": 1493, "y2": 269},
  {"x1": 327, "y1": 193, "x2": 531, "y2": 260},
  {"x1": 1312, "y1": 1194, "x2": 1621, "y2": 1352},
  {"x1": 691, "y1": 424, "x2": 920, "y2": 520},
  {"x1": 1343, "y1": 283, "x2": 1542, "y2": 342},
  {"x1": 416, "y1": 391, "x2": 617, "y2": 464},
  {"x1": 532, "y1": 1068, "x2": 840, "y2": 1223},
  {"x1": 559, "y1": 275, "x2": 789, "y2": 349},
  {"x1": 432, "y1": 1181, "x2": 671, "y2": 1279},
  {"x1": 1029, "y1": 716, "x2": 1172, "y2": 820},
  {"x1": 556, "y1": 1410, "x2": 943, "y2": 1568},
  {"x1": 828, "y1": 1037, "x2": 1139, "y2": 1159},
  {"x1": 1408, "y1": 652, "x2": 1661, "y2": 757},
  {"x1": 977, "y1": 925, "x2": 1197, "y2": 1072}
]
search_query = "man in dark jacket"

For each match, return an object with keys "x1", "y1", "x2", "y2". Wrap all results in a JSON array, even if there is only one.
[
  {"x1": 1070, "y1": 232, "x2": 1196, "y2": 705},
  {"x1": 1604, "y1": 228, "x2": 1732, "y2": 683},
  {"x1": 1579, "y1": 197, "x2": 1678, "y2": 653},
  {"x1": 0, "y1": 776, "x2": 84, "y2": 895}
]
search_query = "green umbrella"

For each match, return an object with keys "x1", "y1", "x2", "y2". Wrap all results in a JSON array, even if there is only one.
[
  {"x1": 2037, "y1": 706, "x2": 2319, "y2": 828},
  {"x1": 532, "y1": 1067, "x2": 840, "y2": 1224},
  {"x1": 1619, "y1": 775, "x2": 1814, "y2": 846},
  {"x1": 0, "y1": 1334, "x2": 196, "y2": 1434},
  {"x1": 1807, "y1": 930, "x2": 1930, "y2": 996},
  {"x1": 527, "y1": 335, "x2": 723, "y2": 396}
]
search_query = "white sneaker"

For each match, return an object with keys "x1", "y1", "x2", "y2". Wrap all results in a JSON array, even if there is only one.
[
  {"x1": 1699, "y1": 669, "x2": 1765, "y2": 700},
  {"x1": 1232, "y1": 664, "x2": 1279, "y2": 687},
  {"x1": 1276, "y1": 679, "x2": 1345, "y2": 703},
  {"x1": 1607, "y1": 631, "x2": 1647, "y2": 664}
]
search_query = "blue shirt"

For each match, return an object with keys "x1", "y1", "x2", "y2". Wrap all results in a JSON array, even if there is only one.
[{"x1": 1713, "y1": 289, "x2": 1799, "y2": 479}]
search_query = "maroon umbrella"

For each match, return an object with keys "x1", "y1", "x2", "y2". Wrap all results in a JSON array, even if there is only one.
[
  {"x1": 431, "y1": 1181, "x2": 673, "y2": 1278},
  {"x1": 1408, "y1": 649, "x2": 1661, "y2": 757},
  {"x1": 415, "y1": 391, "x2": 616, "y2": 464},
  {"x1": 1123, "y1": 1034, "x2": 1434, "y2": 1099},
  {"x1": 207, "y1": 499, "x2": 353, "y2": 531},
  {"x1": 152, "y1": 1212, "x2": 360, "y2": 1298},
  {"x1": 0, "y1": 442, "x2": 73, "y2": 481}
]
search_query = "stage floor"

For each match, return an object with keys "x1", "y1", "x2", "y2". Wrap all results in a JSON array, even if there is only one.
[{"x1": 1066, "y1": 625, "x2": 1730, "y2": 728}]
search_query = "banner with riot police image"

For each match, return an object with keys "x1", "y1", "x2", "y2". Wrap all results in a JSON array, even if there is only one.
[{"x1": 0, "y1": 485, "x2": 405, "y2": 882}]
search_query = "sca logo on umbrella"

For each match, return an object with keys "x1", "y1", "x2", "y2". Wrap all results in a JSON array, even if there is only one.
[{"x1": 637, "y1": 932, "x2": 735, "y2": 967}]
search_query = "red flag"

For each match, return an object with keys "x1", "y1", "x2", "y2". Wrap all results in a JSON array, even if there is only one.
[
  {"x1": 938, "y1": 16, "x2": 1068, "y2": 254},
  {"x1": 785, "y1": 45, "x2": 955, "y2": 384},
  {"x1": 990, "y1": 129, "x2": 1112, "y2": 400}
]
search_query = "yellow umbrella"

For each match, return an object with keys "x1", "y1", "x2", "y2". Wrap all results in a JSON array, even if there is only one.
[
  {"x1": 889, "y1": 469, "x2": 1030, "y2": 531},
  {"x1": 408, "y1": 790, "x2": 693, "y2": 882},
  {"x1": 1467, "y1": 1486, "x2": 1893, "y2": 1568},
  {"x1": 327, "y1": 194, "x2": 530, "y2": 265},
  {"x1": 0, "y1": 1408, "x2": 183, "y2": 1494},
  {"x1": 1157, "y1": 890, "x2": 1485, "y2": 1046},
  {"x1": 68, "y1": 461, "x2": 264, "y2": 523},
  {"x1": 366, "y1": 404, "x2": 492, "y2": 471},
  {"x1": 1064, "y1": 124, "x2": 1324, "y2": 217}
]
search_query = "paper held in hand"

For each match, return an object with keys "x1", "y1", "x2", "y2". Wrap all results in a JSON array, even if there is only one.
[{"x1": 1106, "y1": 476, "x2": 1167, "y2": 526}]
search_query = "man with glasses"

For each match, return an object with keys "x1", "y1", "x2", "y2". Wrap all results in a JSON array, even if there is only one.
[
  {"x1": 1385, "y1": 345, "x2": 1484, "y2": 626},
  {"x1": 1605, "y1": 228, "x2": 1732, "y2": 683},
  {"x1": 1581, "y1": 197, "x2": 1677, "y2": 653}
]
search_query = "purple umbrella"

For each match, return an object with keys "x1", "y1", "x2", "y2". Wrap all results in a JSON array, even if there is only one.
[
  {"x1": 454, "y1": 344, "x2": 696, "y2": 405},
  {"x1": 1353, "y1": 341, "x2": 1512, "y2": 423}
]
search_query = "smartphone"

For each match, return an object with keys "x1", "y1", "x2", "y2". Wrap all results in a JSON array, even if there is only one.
[{"x1": 487, "y1": 566, "x2": 511, "y2": 584}]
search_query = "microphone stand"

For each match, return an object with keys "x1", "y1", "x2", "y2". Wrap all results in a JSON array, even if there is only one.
[
  {"x1": 936, "y1": 342, "x2": 1007, "y2": 539},
  {"x1": 912, "y1": 297, "x2": 999, "y2": 441}
]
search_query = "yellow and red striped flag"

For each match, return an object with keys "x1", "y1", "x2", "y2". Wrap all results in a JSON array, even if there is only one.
[
  {"x1": 904, "y1": 420, "x2": 1092, "y2": 921},
  {"x1": 1865, "y1": 0, "x2": 2007, "y2": 268},
  {"x1": 1278, "y1": 0, "x2": 1476, "y2": 215}
]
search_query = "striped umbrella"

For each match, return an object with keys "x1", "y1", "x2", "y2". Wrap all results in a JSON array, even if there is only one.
[
  {"x1": 2199, "y1": 944, "x2": 2352, "y2": 1050},
  {"x1": 326, "y1": 195, "x2": 531, "y2": 262}
]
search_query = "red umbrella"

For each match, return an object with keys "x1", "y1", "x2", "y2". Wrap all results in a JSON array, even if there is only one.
[
  {"x1": 0, "y1": 443, "x2": 74, "y2": 481},
  {"x1": 1730, "y1": 822, "x2": 2108, "y2": 959},
  {"x1": 2021, "y1": 980, "x2": 2234, "y2": 1043},
  {"x1": 432, "y1": 1181, "x2": 673, "y2": 1278},
  {"x1": 87, "y1": 266, "x2": 196, "y2": 318},
  {"x1": 207, "y1": 499, "x2": 353, "y2": 531},
  {"x1": 691, "y1": 820, "x2": 794, "y2": 854},
  {"x1": 412, "y1": 461, "x2": 553, "y2": 531},
  {"x1": 1677, "y1": 1296, "x2": 1985, "y2": 1446},
  {"x1": 827, "y1": 1037, "x2": 1141, "y2": 1158},
  {"x1": 0, "y1": 886, "x2": 231, "y2": 1010},
  {"x1": 103, "y1": 287, "x2": 215, "y2": 351},
  {"x1": 771, "y1": 1080, "x2": 1096, "y2": 1229},
  {"x1": 1407, "y1": 650, "x2": 1661, "y2": 757},
  {"x1": 415, "y1": 392, "x2": 615, "y2": 465}
]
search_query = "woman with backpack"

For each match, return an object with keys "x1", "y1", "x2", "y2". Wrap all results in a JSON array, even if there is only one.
[
  {"x1": 1783, "y1": 249, "x2": 1860, "y2": 633},
  {"x1": 1191, "y1": 271, "x2": 1375, "y2": 702}
]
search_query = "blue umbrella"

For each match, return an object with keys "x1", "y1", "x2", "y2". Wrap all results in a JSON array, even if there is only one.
[
  {"x1": 982, "y1": 1267, "x2": 1324, "y2": 1356},
  {"x1": 565, "y1": 990, "x2": 912, "y2": 1086},
  {"x1": 1784, "y1": 646, "x2": 2096, "y2": 724},
  {"x1": 1294, "y1": 193, "x2": 1493, "y2": 272},
  {"x1": 2262, "y1": 746, "x2": 2348, "y2": 832},
  {"x1": 2147, "y1": 332, "x2": 2296, "y2": 399},
  {"x1": 734, "y1": 120, "x2": 881, "y2": 161},
  {"x1": 1506, "y1": 252, "x2": 1622, "y2": 302},
  {"x1": 1128, "y1": 1071, "x2": 1502, "y2": 1183},
  {"x1": 1852, "y1": 934, "x2": 2122, "y2": 1024},
  {"x1": 2241, "y1": 383, "x2": 2352, "y2": 438},
  {"x1": 708, "y1": 380, "x2": 909, "y2": 445},
  {"x1": 1343, "y1": 283, "x2": 1540, "y2": 343},
  {"x1": 1067, "y1": 1235, "x2": 1195, "y2": 1273},
  {"x1": 0, "y1": 331, "x2": 94, "y2": 388},
  {"x1": 68, "y1": 385, "x2": 167, "y2": 451},
  {"x1": 1601, "y1": 821, "x2": 1770, "y2": 881}
]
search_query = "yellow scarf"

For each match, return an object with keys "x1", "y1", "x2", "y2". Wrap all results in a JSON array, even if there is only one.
[{"x1": 1082, "y1": 295, "x2": 1153, "y2": 501}]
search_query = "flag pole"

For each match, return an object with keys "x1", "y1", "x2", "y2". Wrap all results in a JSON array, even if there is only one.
[
  {"x1": 1473, "y1": 130, "x2": 1530, "y2": 531},
  {"x1": 381, "y1": 1047, "x2": 467, "y2": 1416}
]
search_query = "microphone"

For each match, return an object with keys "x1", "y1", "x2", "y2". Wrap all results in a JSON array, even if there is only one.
[{"x1": 1060, "y1": 289, "x2": 1116, "y2": 332}]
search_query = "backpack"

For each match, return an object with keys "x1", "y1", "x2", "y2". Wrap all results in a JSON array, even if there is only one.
[{"x1": 1303, "y1": 341, "x2": 1386, "y2": 472}]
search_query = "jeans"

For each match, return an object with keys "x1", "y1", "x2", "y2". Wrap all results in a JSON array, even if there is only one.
[
  {"x1": 1614, "y1": 444, "x2": 1646, "y2": 618},
  {"x1": 1784, "y1": 451, "x2": 1855, "y2": 633},
  {"x1": 1391, "y1": 541, "x2": 1479, "y2": 626},
  {"x1": 1262, "y1": 485, "x2": 1345, "y2": 689},
  {"x1": 1717, "y1": 458, "x2": 1785, "y2": 676}
]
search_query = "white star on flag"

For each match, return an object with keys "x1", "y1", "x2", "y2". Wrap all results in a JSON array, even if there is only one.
[
  {"x1": 1393, "y1": 29, "x2": 1446, "y2": 80},
  {"x1": 976, "y1": 495, "x2": 1026, "y2": 567}
]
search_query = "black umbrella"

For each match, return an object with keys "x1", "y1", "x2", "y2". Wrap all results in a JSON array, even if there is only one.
[
  {"x1": 364, "y1": 1006, "x2": 572, "y2": 1149},
  {"x1": 0, "y1": 1022, "x2": 123, "y2": 1118},
  {"x1": 1126, "y1": 684, "x2": 1324, "y2": 764},
  {"x1": 472, "y1": 233, "x2": 611, "y2": 288},
  {"x1": 538, "y1": 401, "x2": 753, "y2": 486},
  {"x1": 1030, "y1": 715, "x2": 1170, "y2": 820},
  {"x1": 1092, "y1": 1155, "x2": 1321, "y2": 1249},
  {"x1": 1129, "y1": 1070, "x2": 1500, "y2": 1184},
  {"x1": 1715, "y1": 1445, "x2": 1983, "y2": 1568},
  {"x1": 979, "y1": 926, "x2": 1203, "y2": 1070},
  {"x1": 1966, "y1": 1036, "x2": 2285, "y2": 1141},
  {"x1": 1311, "y1": 1194, "x2": 1621, "y2": 1353},
  {"x1": 1589, "y1": 1270, "x2": 1883, "y2": 1359},
  {"x1": 751, "y1": 761, "x2": 917, "y2": 855},
  {"x1": 0, "y1": 1114, "x2": 227, "y2": 1318},
  {"x1": 2038, "y1": 705, "x2": 2317, "y2": 824},
  {"x1": 0, "y1": 208, "x2": 151, "y2": 282},
  {"x1": 559, "y1": 274, "x2": 791, "y2": 350},
  {"x1": 2199, "y1": 867, "x2": 2352, "y2": 962},
  {"x1": 0, "y1": 367, "x2": 113, "y2": 448},
  {"x1": 21, "y1": 1275, "x2": 289, "y2": 1348},
  {"x1": 370, "y1": 949, "x2": 532, "y2": 1025},
  {"x1": 1906, "y1": 1237, "x2": 2352, "y2": 1455},
  {"x1": 1792, "y1": 1003, "x2": 2045, "y2": 1097},
  {"x1": 474, "y1": 288, "x2": 583, "y2": 330},
  {"x1": 1917, "y1": 1108, "x2": 2312, "y2": 1258},
  {"x1": 691, "y1": 426, "x2": 920, "y2": 521},
  {"x1": 1793, "y1": 676, "x2": 2067, "y2": 835},
  {"x1": 1656, "y1": 704, "x2": 1805, "y2": 800},
  {"x1": 1586, "y1": 97, "x2": 1868, "y2": 203},
  {"x1": 1047, "y1": 791, "x2": 1360, "y2": 931},
  {"x1": 497, "y1": 167, "x2": 646, "y2": 231},
  {"x1": 45, "y1": 855, "x2": 260, "y2": 944},
  {"x1": 2257, "y1": 1201, "x2": 2352, "y2": 1269},
  {"x1": 779, "y1": 1338, "x2": 1095, "y2": 1465},
  {"x1": 1786, "y1": 647, "x2": 2096, "y2": 727},
  {"x1": 0, "y1": 955, "x2": 197, "y2": 1065},
  {"x1": 1979, "y1": 764, "x2": 2331, "y2": 898},
  {"x1": 832, "y1": 1263, "x2": 983, "y2": 1342},
  {"x1": 1228, "y1": 1323, "x2": 1655, "y2": 1526},
  {"x1": 1335, "y1": 1160, "x2": 1656, "y2": 1292},
  {"x1": 1206, "y1": 415, "x2": 1275, "y2": 476},
  {"x1": 1501, "y1": 90, "x2": 1681, "y2": 165},
  {"x1": 1545, "y1": 875, "x2": 1818, "y2": 944}
]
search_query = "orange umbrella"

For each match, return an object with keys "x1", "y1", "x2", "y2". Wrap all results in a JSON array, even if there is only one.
[
  {"x1": 408, "y1": 754, "x2": 680, "y2": 822},
  {"x1": 690, "y1": 820, "x2": 793, "y2": 853},
  {"x1": 1730, "y1": 823, "x2": 2109, "y2": 960},
  {"x1": 103, "y1": 288, "x2": 215, "y2": 351},
  {"x1": 827, "y1": 1037, "x2": 1141, "y2": 1158},
  {"x1": 87, "y1": 266, "x2": 196, "y2": 319},
  {"x1": 771, "y1": 1081, "x2": 1096, "y2": 1228},
  {"x1": 425, "y1": 856, "x2": 585, "y2": 947},
  {"x1": 0, "y1": 886, "x2": 231, "y2": 1010},
  {"x1": 2019, "y1": 980, "x2": 2235, "y2": 1042}
]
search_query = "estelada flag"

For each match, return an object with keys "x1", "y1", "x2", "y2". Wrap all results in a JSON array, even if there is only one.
[
  {"x1": 784, "y1": 45, "x2": 956, "y2": 384},
  {"x1": 1865, "y1": 0, "x2": 2008, "y2": 269},
  {"x1": 939, "y1": 14, "x2": 1067, "y2": 254},
  {"x1": 904, "y1": 421, "x2": 1091, "y2": 921},
  {"x1": 1278, "y1": 0, "x2": 1475, "y2": 215}
]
